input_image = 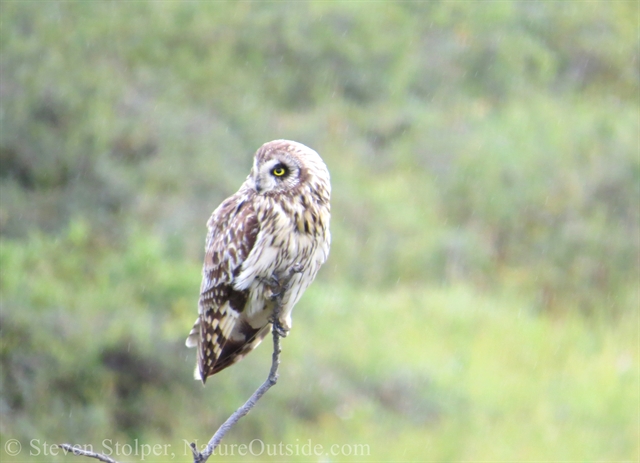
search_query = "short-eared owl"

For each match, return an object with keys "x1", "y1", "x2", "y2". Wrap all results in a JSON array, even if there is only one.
[{"x1": 186, "y1": 140, "x2": 331, "y2": 383}]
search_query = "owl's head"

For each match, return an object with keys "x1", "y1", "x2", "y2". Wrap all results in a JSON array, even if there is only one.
[{"x1": 249, "y1": 140, "x2": 330, "y2": 197}]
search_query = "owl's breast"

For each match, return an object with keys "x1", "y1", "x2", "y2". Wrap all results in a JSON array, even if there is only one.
[
  {"x1": 287, "y1": 200, "x2": 330, "y2": 260},
  {"x1": 233, "y1": 196, "x2": 329, "y2": 292}
]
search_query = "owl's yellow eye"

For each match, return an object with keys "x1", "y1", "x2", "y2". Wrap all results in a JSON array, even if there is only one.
[{"x1": 272, "y1": 165, "x2": 287, "y2": 177}]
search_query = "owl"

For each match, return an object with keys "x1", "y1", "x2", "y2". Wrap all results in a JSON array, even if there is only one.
[{"x1": 186, "y1": 140, "x2": 331, "y2": 383}]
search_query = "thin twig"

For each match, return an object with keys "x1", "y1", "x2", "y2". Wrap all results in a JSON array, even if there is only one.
[
  {"x1": 189, "y1": 311, "x2": 283, "y2": 463},
  {"x1": 59, "y1": 320, "x2": 283, "y2": 463},
  {"x1": 56, "y1": 444, "x2": 120, "y2": 463},
  {"x1": 189, "y1": 265, "x2": 301, "y2": 463},
  {"x1": 58, "y1": 266, "x2": 298, "y2": 463}
]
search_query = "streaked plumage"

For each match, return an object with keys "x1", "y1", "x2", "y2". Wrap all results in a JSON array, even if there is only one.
[{"x1": 186, "y1": 140, "x2": 331, "y2": 383}]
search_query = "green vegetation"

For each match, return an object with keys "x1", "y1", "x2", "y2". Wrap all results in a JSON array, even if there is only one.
[{"x1": 1, "y1": 2, "x2": 637, "y2": 461}]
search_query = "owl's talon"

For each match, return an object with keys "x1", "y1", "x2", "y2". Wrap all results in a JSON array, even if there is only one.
[
  {"x1": 272, "y1": 320, "x2": 289, "y2": 338},
  {"x1": 263, "y1": 264, "x2": 303, "y2": 300},
  {"x1": 262, "y1": 275, "x2": 283, "y2": 300},
  {"x1": 266, "y1": 288, "x2": 281, "y2": 301}
]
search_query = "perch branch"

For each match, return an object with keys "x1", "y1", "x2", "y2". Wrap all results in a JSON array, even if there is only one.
[
  {"x1": 57, "y1": 265, "x2": 299, "y2": 463},
  {"x1": 56, "y1": 444, "x2": 120, "y2": 463},
  {"x1": 190, "y1": 264, "x2": 301, "y2": 463},
  {"x1": 189, "y1": 309, "x2": 282, "y2": 463}
]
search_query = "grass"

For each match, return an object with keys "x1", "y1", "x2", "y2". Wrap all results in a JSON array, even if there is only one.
[
  {"x1": 286, "y1": 283, "x2": 639, "y2": 461},
  {"x1": 1, "y1": 226, "x2": 637, "y2": 463},
  {"x1": 166, "y1": 283, "x2": 637, "y2": 461}
]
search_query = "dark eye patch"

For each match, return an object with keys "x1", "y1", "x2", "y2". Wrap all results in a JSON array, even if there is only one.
[{"x1": 271, "y1": 163, "x2": 288, "y2": 177}]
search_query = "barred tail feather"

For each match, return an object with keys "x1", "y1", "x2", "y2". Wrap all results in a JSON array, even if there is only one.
[{"x1": 186, "y1": 318, "x2": 200, "y2": 348}]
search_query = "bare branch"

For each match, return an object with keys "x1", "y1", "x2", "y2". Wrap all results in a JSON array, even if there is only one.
[
  {"x1": 58, "y1": 265, "x2": 301, "y2": 463},
  {"x1": 190, "y1": 316, "x2": 282, "y2": 463},
  {"x1": 56, "y1": 444, "x2": 120, "y2": 463},
  {"x1": 190, "y1": 264, "x2": 301, "y2": 463}
]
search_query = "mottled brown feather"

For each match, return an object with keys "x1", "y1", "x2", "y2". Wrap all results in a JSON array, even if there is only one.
[{"x1": 196, "y1": 195, "x2": 259, "y2": 382}]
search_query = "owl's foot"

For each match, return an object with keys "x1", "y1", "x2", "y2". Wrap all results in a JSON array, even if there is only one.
[
  {"x1": 289, "y1": 262, "x2": 304, "y2": 274},
  {"x1": 266, "y1": 265, "x2": 302, "y2": 338},
  {"x1": 272, "y1": 319, "x2": 290, "y2": 338},
  {"x1": 263, "y1": 263, "x2": 304, "y2": 301}
]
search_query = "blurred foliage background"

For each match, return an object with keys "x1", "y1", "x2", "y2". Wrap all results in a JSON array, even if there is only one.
[{"x1": 1, "y1": 1, "x2": 638, "y2": 461}]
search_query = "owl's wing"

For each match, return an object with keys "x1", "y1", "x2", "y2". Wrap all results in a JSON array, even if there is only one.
[{"x1": 185, "y1": 191, "x2": 261, "y2": 383}]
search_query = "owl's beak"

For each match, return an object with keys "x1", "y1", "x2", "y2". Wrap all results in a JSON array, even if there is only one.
[{"x1": 254, "y1": 179, "x2": 262, "y2": 193}]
